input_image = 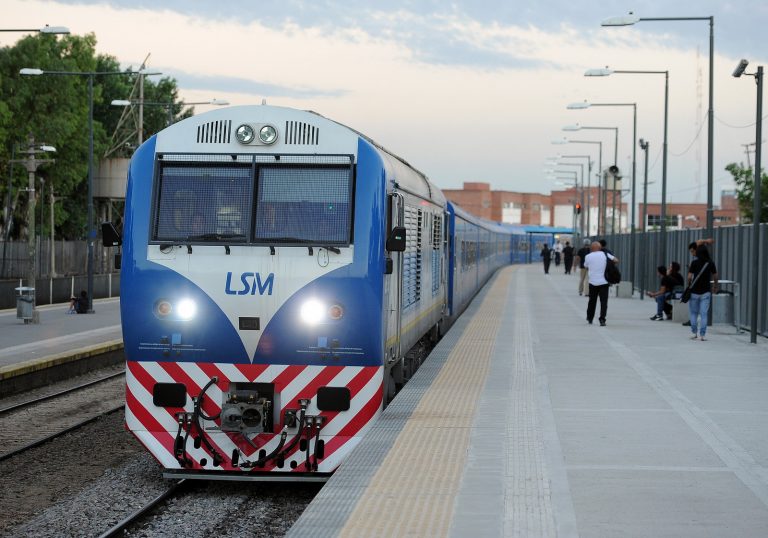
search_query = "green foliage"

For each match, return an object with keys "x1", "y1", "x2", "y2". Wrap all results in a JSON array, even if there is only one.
[
  {"x1": 0, "y1": 33, "x2": 187, "y2": 240},
  {"x1": 725, "y1": 162, "x2": 768, "y2": 223}
]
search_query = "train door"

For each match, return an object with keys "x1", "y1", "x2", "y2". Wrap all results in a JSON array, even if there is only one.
[{"x1": 383, "y1": 192, "x2": 405, "y2": 400}]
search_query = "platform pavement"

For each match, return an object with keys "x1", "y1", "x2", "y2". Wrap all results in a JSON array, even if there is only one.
[
  {"x1": 290, "y1": 264, "x2": 768, "y2": 537},
  {"x1": 0, "y1": 298, "x2": 122, "y2": 379}
]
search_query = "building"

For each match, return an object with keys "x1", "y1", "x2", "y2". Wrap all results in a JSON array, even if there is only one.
[
  {"x1": 442, "y1": 182, "x2": 627, "y2": 236},
  {"x1": 639, "y1": 191, "x2": 741, "y2": 230}
]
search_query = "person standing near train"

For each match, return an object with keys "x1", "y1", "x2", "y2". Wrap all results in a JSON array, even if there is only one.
[
  {"x1": 563, "y1": 241, "x2": 574, "y2": 274},
  {"x1": 540, "y1": 243, "x2": 552, "y2": 274}
]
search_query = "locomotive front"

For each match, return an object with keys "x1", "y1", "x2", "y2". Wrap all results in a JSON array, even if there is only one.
[{"x1": 120, "y1": 105, "x2": 389, "y2": 478}]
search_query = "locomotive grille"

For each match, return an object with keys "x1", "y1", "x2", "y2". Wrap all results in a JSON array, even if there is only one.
[
  {"x1": 196, "y1": 120, "x2": 232, "y2": 144},
  {"x1": 285, "y1": 121, "x2": 319, "y2": 145}
]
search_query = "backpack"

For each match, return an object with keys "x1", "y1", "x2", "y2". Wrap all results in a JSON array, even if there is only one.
[{"x1": 604, "y1": 252, "x2": 621, "y2": 284}]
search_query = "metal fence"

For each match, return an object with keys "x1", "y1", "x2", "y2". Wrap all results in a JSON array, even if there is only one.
[
  {"x1": 604, "y1": 223, "x2": 767, "y2": 337},
  {"x1": 0, "y1": 238, "x2": 116, "y2": 279},
  {"x1": 1, "y1": 273, "x2": 120, "y2": 309}
]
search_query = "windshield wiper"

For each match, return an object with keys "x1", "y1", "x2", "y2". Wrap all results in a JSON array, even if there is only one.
[{"x1": 186, "y1": 233, "x2": 246, "y2": 241}]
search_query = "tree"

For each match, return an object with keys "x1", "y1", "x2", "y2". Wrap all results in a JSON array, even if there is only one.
[
  {"x1": 0, "y1": 33, "x2": 187, "y2": 240},
  {"x1": 725, "y1": 162, "x2": 768, "y2": 223}
]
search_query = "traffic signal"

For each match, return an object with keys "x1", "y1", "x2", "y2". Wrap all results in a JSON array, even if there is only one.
[{"x1": 575, "y1": 203, "x2": 582, "y2": 214}]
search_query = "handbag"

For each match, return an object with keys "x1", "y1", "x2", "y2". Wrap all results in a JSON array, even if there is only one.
[
  {"x1": 603, "y1": 252, "x2": 621, "y2": 284},
  {"x1": 680, "y1": 262, "x2": 709, "y2": 304}
]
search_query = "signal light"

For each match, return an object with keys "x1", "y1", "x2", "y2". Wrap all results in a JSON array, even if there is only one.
[{"x1": 575, "y1": 203, "x2": 582, "y2": 214}]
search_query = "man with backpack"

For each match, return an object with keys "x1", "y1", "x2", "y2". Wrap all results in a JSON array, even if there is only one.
[{"x1": 584, "y1": 241, "x2": 619, "y2": 326}]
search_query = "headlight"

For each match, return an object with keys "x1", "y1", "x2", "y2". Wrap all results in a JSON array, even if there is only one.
[
  {"x1": 259, "y1": 125, "x2": 278, "y2": 144},
  {"x1": 177, "y1": 299, "x2": 197, "y2": 320},
  {"x1": 300, "y1": 299, "x2": 325, "y2": 325},
  {"x1": 328, "y1": 304, "x2": 344, "y2": 320},
  {"x1": 156, "y1": 300, "x2": 172, "y2": 317},
  {"x1": 235, "y1": 124, "x2": 255, "y2": 144}
]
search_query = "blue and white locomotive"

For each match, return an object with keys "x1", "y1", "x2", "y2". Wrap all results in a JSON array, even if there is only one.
[{"x1": 111, "y1": 104, "x2": 525, "y2": 479}]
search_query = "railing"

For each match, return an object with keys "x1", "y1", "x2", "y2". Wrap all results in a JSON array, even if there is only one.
[
  {"x1": 603, "y1": 222, "x2": 767, "y2": 337},
  {"x1": 0, "y1": 238, "x2": 117, "y2": 279},
  {"x1": 0, "y1": 273, "x2": 120, "y2": 310}
]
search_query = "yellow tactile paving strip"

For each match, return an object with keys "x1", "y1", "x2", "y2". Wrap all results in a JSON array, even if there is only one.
[{"x1": 339, "y1": 266, "x2": 513, "y2": 537}]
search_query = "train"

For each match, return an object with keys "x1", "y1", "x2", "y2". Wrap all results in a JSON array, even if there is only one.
[{"x1": 104, "y1": 104, "x2": 531, "y2": 480}]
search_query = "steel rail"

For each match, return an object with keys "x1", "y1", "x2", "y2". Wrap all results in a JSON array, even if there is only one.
[
  {"x1": 0, "y1": 370, "x2": 125, "y2": 415},
  {"x1": 0, "y1": 404, "x2": 124, "y2": 463},
  {"x1": 96, "y1": 480, "x2": 189, "y2": 538}
]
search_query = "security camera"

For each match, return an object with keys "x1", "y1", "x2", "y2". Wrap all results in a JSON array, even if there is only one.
[
  {"x1": 639, "y1": 138, "x2": 645, "y2": 146},
  {"x1": 732, "y1": 59, "x2": 749, "y2": 78}
]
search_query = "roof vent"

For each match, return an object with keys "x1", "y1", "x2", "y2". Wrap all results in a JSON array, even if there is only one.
[
  {"x1": 196, "y1": 120, "x2": 232, "y2": 144},
  {"x1": 285, "y1": 121, "x2": 319, "y2": 145}
]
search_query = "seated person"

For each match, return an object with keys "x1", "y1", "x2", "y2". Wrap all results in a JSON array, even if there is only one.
[
  {"x1": 75, "y1": 290, "x2": 89, "y2": 314},
  {"x1": 667, "y1": 261, "x2": 685, "y2": 299},
  {"x1": 646, "y1": 264, "x2": 678, "y2": 320}
]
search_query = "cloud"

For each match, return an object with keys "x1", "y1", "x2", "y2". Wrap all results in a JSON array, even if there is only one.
[{"x1": 163, "y1": 69, "x2": 347, "y2": 99}]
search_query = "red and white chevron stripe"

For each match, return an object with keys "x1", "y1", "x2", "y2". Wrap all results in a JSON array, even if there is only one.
[{"x1": 125, "y1": 360, "x2": 383, "y2": 474}]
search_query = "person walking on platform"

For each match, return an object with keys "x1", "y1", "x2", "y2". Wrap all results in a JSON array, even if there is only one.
[
  {"x1": 575, "y1": 239, "x2": 591, "y2": 295},
  {"x1": 584, "y1": 241, "x2": 619, "y2": 326},
  {"x1": 540, "y1": 243, "x2": 552, "y2": 274},
  {"x1": 687, "y1": 245, "x2": 718, "y2": 341},
  {"x1": 563, "y1": 241, "x2": 574, "y2": 274},
  {"x1": 554, "y1": 240, "x2": 563, "y2": 267}
]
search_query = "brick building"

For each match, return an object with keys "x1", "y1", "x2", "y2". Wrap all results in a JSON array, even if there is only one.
[
  {"x1": 639, "y1": 191, "x2": 741, "y2": 229},
  {"x1": 442, "y1": 182, "x2": 627, "y2": 236}
]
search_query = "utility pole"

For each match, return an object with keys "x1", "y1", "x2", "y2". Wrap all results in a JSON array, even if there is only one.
[
  {"x1": 50, "y1": 184, "x2": 56, "y2": 277},
  {"x1": 15, "y1": 135, "x2": 55, "y2": 323}
]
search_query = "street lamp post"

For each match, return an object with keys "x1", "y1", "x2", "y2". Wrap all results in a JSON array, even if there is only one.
[
  {"x1": 584, "y1": 69, "x2": 668, "y2": 263},
  {"x1": 554, "y1": 139, "x2": 603, "y2": 237},
  {"x1": 556, "y1": 162, "x2": 585, "y2": 237},
  {"x1": 602, "y1": 13, "x2": 714, "y2": 242},
  {"x1": 6, "y1": 137, "x2": 56, "y2": 322},
  {"x1": 0, "y1": 25, "x2": 69, "y2": 34},
  {"x1": 20, "y1": 67, "x2": 159, "y2": 313},
  {"x1": 560, "y1": 156, "x2": 592, "y2": 238},
  {"x1": 569, "y1": 99, "x2": 638, "y2": 283},
  {"x1": 639, "y1": 138, "x2": 650, "y2": 300},
  {"x1": 563, "y1": 125, "x2": 619, "y2": 235},
  {"x1": 111, "y1": 98, "x2": 230, "y2": 129},
  {"x1": 732, "y1": 59, "x2": 763, "y2": 344}
]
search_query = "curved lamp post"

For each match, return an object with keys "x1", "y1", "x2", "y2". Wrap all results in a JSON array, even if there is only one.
[
  {"x1": 584, "y1": 69, "x2": 667, "y2": 264},
  {"x1": 112, "y1": 98, "x2": 230, "y2": 128},
  {"x1": 0, "y1": 25, "x2": 69, "y2": 34},
  {"x1": 569, "y1": 99, "x2": 637, "y2": 283},
  {"x1": 563, "y1": 125, "x2": 619, "y2": 235},
  {"x1": 20, "y1": 67, "x2": 160, "y2": 313},
  {"x1": 733, "y1": 59, "x2": 763, "y2": 344},
  {"x1": 602, "y1": 12, "x2": 714, "y2": 242}
]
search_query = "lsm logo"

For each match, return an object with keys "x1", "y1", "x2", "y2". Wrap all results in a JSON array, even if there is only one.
[{"x1": 225, "y1": 272, "x2": 274, "y2": 295}]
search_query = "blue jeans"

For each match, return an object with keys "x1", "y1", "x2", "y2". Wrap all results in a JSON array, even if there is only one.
[
  {"x1": 688, "y1": 292, "x2": 711, "y2": 336},
  {"x1": 655, "y1": 292, "x2": 671, "y2": 316}
]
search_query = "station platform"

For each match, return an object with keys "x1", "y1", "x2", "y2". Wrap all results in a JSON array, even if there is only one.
[
  {"x1": 289, "y1": 264, "x2": 768, "y2": 537},
  {"x1": 0, "y1": 298, "x2": 122, "y2": 385}
]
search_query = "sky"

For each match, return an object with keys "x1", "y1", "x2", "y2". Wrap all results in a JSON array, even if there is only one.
[{"x1": 3, "y1": 0, "x2": 768, "y2": 205}]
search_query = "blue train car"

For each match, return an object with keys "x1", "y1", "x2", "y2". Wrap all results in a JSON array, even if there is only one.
[{"x1": 108, "y1": 104, "x2": 523, "y2": 480}]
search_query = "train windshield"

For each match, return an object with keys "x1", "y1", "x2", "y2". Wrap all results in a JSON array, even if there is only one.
[
  {"x1": 151, "y1": 155, "x2": 353, "y2": 245},
  {"x1": 254, "y1": 166, "x2": 352, "y2": 244}
]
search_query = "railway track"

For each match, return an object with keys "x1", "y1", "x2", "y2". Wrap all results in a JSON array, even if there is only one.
[
  {"x1": 97, "y1": 479, "x2": 189, "y2": 538},
  {"x1": 0, "y1": 370, "x2": 126, "y2": 461}
]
